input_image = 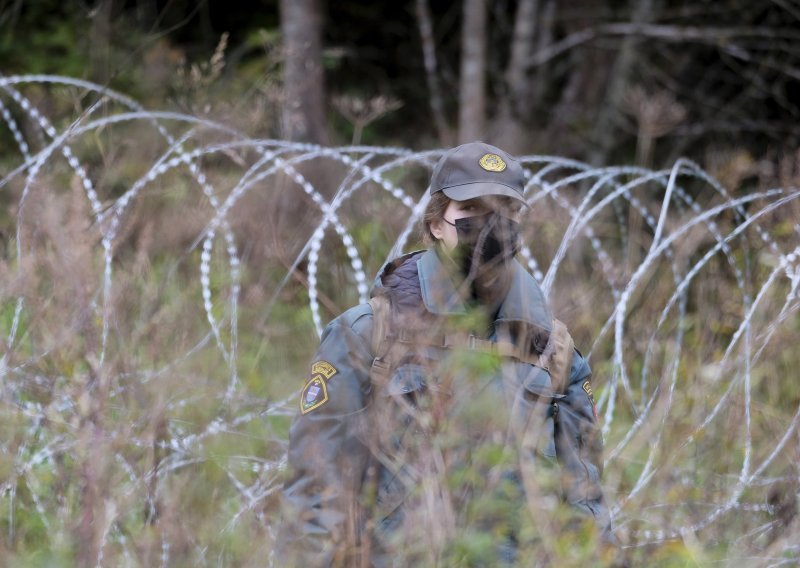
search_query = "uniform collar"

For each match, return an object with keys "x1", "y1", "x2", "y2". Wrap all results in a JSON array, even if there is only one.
[
  {"x1": 416, "y1": 249, "x2": 552, "y2": 330},
  {"x1": 417, "y1": 249, "x2": 468, "y2": 314}
]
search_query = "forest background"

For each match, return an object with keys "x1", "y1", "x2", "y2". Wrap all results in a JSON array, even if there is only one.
[
  {"x1": 6, "y1": 0, "x2": 800, "y2": 161},
  {"x1": 1, "y1": 0, "x2": 800, "y2": 565}
]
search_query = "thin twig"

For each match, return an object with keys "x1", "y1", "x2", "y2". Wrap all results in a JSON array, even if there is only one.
[{"x1": 525, "y1": 23, "x2": 800, "y2": 69}]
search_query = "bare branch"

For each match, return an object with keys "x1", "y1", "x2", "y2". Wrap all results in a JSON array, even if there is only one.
[
  {"x1": 671, "y1": 119, "x2": 800, "y2": 137},
  {"x1": 525, "y1": 27, "x2": 597, "y2": 69},
  {"x1": 719, "y1": 43, "x2": 800, "y2": 82},
  {"x1": 605, "y1": 22, "x2": 800, "y2": 41},
  {"x1": 525, "y1": 23, "x2": 800, "y2": 70},
  {"x1": 769, "y1": 0, "x2": 800, "y2": 23}
]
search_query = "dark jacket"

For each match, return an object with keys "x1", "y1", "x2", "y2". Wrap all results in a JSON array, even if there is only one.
[{"x1": 278, "y1": 250, "x2": 611, "y2": 566}]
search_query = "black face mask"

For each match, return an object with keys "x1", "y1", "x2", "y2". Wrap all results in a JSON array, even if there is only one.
[{"x1": 444, "y1": 212, "x2": 520, "y2": 279}]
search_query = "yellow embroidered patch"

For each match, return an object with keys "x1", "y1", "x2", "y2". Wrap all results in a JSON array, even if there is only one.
[
  {"x1": 300, "y1": 376, "x2": 329, "y2": 414},
  {"x1": 479, "y1": 153, "x2": 506, "y2": 172},
  {"x1": 582, "y1": 379, "x2": 598, "y2": 419},
  {"x1": 299, "y1": 361, "x2": 338, "y2": 414},
  {"x1": 311, "y1": 360, "x2": 338, "y2": 380}
]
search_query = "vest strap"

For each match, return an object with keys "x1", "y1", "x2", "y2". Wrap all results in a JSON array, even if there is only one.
[{"x1": 368, "y1": 295, "x2": 574, "y2": 396}]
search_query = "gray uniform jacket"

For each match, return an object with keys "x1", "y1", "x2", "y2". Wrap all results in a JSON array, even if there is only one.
[{"x1": 278, "y1": 250, "x2": 611, "y2": 566}]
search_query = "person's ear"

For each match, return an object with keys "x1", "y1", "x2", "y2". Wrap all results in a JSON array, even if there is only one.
[{"x1": 430, "y1": 219, "x2": 444, "y2": 240}]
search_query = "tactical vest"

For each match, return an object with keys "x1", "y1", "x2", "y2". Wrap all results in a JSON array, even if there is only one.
[
  {"x1": 363, "y1": 291, "x2": 578, "y2": 561},
  {"x1": 367, "y1": 293, "x2": 575, "y2": 407},
  {"x1": 354, "y1": 249, "x2": 587, "y2": 564}
]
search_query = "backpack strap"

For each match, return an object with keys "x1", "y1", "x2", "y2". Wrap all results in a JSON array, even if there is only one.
[
  {"x1": 368, "y1": 294, "x2": 574, "y2": 397},
  {"x1": 367, "y1": 295, "x2": 395, "y2": 386},
  {"x1": 380, "y1": 321, "x2": 574, "y2": 394},
  {"x1": 541, "y1": 319, "x2": 573, "y2": 396}
]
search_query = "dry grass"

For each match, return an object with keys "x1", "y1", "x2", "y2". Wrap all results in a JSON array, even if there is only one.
[{"x1": 0, "y1": 80, "x2": 799, "y2": 566}]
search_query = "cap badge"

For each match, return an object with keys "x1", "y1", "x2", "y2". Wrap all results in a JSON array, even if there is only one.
[{"x1": 479, "y1": 153, "x2": 506, "y2": 172}]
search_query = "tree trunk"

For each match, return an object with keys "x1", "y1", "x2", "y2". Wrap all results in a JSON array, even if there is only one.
[
  {"x1": 530, "y1": 0, "x2": 556, "y2": 104},
  {"x1": 90, "y1": 0, "x2": 113, "y2": 84},
  {"x1": 415, "y1": 0, "x2": 454, "y2": 146},
  {"x1": 587, "y1": 0, "x2": 657, "y2": 165},
  {"x1": 280, "y1": 0, "x2": 329, "y2": 145},
  {"x1": 507, "y1": 0, "x2": 539, "y2": 119},
  {"x1": 458, "y1": 0, "x2": 488, "y2": 144},
  {"x1": 494, "y1": 0, "x2": 539, "y2": 153}
]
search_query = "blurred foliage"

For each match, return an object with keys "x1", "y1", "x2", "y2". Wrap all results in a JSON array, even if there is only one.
[
  {"x1": 0, "y1": 135, "x2": 797, "y2": 564},
  {"x1": 1, "y1": 0, "x2": 799, "y2": 565}
]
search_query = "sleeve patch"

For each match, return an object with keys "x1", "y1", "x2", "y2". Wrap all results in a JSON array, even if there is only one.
[
  {"x1": 300, "y1": 376, "x2": 329, "y2": 414},
  {"x1": 582, "y1": 379, "x2": 598, "y2": 419},
  {"x1": 311, "y1": 360, "x2": 338, "y2": 380},
  {"x1": 299, "y1": 361, "x2": 338, "y2": 415},
  {"x1": 581, "y1": 379, "x2": 594, "y2": 400}
]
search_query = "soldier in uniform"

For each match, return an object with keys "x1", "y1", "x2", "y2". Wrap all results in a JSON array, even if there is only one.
[{"x1": 277, "y1": 142, "x2": 616, "y2": 566}]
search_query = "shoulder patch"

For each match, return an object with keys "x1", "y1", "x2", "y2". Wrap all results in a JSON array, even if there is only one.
[
  {"x1": 311, "y1": 360, "x2": 338, "y2": 380},
  {"x1": 300, "y1": 361, "x2": 338, "y2": 414},
  {"x1": 301, "y1": 376, "x2": 329, "y2": 414},
  {"x1": 582, "y1": 379, "x2": 598, "y2": 420}
]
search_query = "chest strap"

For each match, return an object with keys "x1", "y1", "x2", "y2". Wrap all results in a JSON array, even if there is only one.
[
  {"x1": 407, "y1": 331, "x2": 549, "y2": 370},
  {"x1": 368, "y1": 295, "x2": 574, "y2": 395}
]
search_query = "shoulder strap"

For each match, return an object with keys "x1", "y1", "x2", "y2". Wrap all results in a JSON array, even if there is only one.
[
  {"x1": 543, "y1": 319, "x2": 574, "y2": 395},
  {"x1": 367, "y1": 296, "x2": 391, "y2": 358},
  {"x1": 367, "y1": 295, "x2": 397, "y2": 386}
]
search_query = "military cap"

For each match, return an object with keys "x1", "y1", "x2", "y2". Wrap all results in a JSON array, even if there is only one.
[{"x1": 430, "y1": 141, "x2": 526, "y2": 204}]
